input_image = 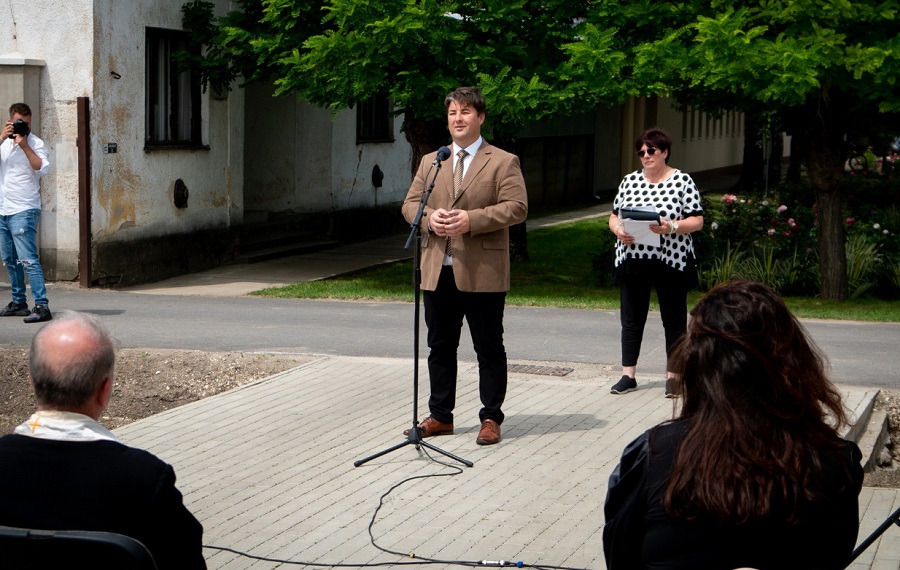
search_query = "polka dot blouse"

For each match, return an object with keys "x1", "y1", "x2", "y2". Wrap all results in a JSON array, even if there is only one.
[{"x1": 612, "y1": 169, "x2": 703, "y2": 272}]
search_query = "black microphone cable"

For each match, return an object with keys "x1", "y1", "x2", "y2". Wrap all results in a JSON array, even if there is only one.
[{"x1": 203, "y1": 445, "x2": 592, "y2": 570}]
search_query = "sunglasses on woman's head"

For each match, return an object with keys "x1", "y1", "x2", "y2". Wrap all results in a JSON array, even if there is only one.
[{"x1": 637, "y1": 147, "x2": 658, "y2": 158}]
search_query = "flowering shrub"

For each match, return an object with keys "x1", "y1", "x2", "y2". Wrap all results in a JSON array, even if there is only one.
[
  {"x1": 695, "y1": 184, "x2": 820, "y2": 294},
  {"x1": 705, "y1": 188, "x2": 817, "y2": 255},
  {"x1": 842, "y1": 175, "x2": 900, "y2": 297},
  {"x1": 881, "y1": 153, "x2": 899, "y2": 179},
  {"x1": 697, "y1": 179, "x2": 900, "y2": 298},
  {"x1": 847, "y1": 147, "x2": 898, "y2": 181}
]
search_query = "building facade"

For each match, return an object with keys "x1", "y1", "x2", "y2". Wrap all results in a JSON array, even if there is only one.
[{"x1": 0, "y1": 0, "x2": 743, "y2": 288}]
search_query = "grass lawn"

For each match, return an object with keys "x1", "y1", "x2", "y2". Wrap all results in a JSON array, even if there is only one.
[{"x1": 252, "y1": 218, "x2": 900, "y2": 323}]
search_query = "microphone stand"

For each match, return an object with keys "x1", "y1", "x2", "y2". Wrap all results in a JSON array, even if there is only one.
[
  {"x1": 845, "y1": 505, "x2": 900, "y2": 567},
  {"x1": 354, "y1": 156, "x2": 473, "y2": 468}
]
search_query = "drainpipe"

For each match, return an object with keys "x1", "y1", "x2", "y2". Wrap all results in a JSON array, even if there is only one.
[{"x1": 77, "y1": 97, "x2": 92, "y2": 287}]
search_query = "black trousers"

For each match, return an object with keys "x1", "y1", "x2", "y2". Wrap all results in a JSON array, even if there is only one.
[
  {"x1": 619, "y1": 263, "x2": 688, "y2": 369},
  {"x1": 423, "y1": 265, "x2": 508, "y2": 425}
]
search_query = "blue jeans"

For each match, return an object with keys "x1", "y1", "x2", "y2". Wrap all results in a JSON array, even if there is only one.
[{"x1": 0, "y1": 209, "x2": 48, "y2": 307}]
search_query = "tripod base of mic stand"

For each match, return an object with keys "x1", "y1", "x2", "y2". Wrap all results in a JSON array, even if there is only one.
[{"x1": 353, "y1": 425, "x2": 474, "y2": 468}]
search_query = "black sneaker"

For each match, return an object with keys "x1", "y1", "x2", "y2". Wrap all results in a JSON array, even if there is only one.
[
  {"x1": 665, "y1": 377, "x2": 678, "y2": 398},
  {"x1": 610, "y1": 375, "x2": 637, "y2": 394},
  {"x1": 0, "y1": 301, "x2": 29, "y2": 316},
  {"x1": 23, "y1": 305, "x2": 52, "y2": 323}
]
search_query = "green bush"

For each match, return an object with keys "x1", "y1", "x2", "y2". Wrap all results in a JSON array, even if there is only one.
[
  {"x1": 699, "y1": 241, "x2": 745, "y2": 290},
  {"x1": 846, "y1": 235, "x2": 881, "y2": 299},
  {"x1": 696, "y1": 177, "x2": 899, "y2": 298}
]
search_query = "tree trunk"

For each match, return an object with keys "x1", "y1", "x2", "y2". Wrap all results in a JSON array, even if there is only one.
[
  {"x1": 814, "y1": 186, "x2": 847, "y2": 300},
  {"x1": 509, "y1": 222, "x2": 529, "y2": 263},
  {"x1": 735, "y1": 110, "x2": 765, "y2": 191},
  {"x1": 766, "y1": 129, "x2": 783, "y2": 192},
  {"x1": 402, "y1": 115, "x2": 448, "y2": 177},
  {"x1": 803, "y1": 95, "x2": 849, "y2": 301}
]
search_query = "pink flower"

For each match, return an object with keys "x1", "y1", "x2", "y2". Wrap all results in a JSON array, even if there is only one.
[
  {"x1": 767, "y1": 228, "x2": 776, "y2": 236},
  {"x1": 845, "y1": 217, "x2": 856, "y2": 225},
  {"x1": 722, "y1": 194, "x2": 737, "y2": 204},
  {"x1": 788, "y1": 218, "x2": 797, "y2": 228},
  {"x1": 777, "y1": 205, "x2": 787, "y2": 213}
]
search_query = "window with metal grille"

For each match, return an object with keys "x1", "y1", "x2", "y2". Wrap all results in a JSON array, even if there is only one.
[
  {"x1": 356, "y1": 95, "x2": 394, "y2": 143},
  {"x1": 145, "y1": 27, "x2": 203, "y2": 149}
]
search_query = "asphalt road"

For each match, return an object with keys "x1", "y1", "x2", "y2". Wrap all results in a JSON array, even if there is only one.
[{"x1": 2, "y1": 283, "x2": 898, "y2": 389}]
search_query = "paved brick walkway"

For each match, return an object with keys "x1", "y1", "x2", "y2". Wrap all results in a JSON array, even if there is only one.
[{"x1": 114, "y1": 356, "x2": 900, "y2": 569}]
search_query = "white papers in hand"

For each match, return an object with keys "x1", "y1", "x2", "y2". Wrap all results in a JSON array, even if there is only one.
[{"x1": 622, "y1": 219, "x2": 661, "y2": 247}]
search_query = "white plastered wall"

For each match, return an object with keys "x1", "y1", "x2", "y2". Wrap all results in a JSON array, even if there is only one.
[
  {"x1": 243, "y1": 90, "x2": 412, "y2": 215},
  {"x1": 0, "y1": 0, "x2": 93, "y2": 279},
  {"x1": 91, "y1": 0, "x2": 244, "y2": 244}
]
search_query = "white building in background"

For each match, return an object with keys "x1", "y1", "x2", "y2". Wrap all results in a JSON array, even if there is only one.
[{"x1": 0, "y1": 0, "x2": 742, "y2": 288}]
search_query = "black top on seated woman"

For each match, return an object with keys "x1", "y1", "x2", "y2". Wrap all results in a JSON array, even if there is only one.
[{"x1": 603, "y1": 280, "x2": 864, "y2": 570}]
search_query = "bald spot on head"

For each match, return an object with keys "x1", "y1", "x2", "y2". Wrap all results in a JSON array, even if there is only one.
[
  {"x1": 29, "y1": 311, "x2": 116, "y2": 415},
  {"x1": 37, "y1": 320, "x2": 98, "y2": 377}
]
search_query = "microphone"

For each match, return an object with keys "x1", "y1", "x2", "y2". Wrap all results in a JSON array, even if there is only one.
[{"x1": 431, "y1": 146, "x2": 451, "y2": 165}]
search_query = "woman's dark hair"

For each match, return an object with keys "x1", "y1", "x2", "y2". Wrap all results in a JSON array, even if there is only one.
[
  {"x1": 634, "y1": 127, "x2": 672, "y2": 163},
  {"x1": 663, "y1": 280, "x2": 849, "y2": 524}
]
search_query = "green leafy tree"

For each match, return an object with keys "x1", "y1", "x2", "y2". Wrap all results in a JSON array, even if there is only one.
[
  {"x1": 614, "y1": 0, "x2": 900, "y2": 300},
  {"x1": 182, "y1": 0, "x2": 627, "y2": 171},
  {"x1": 180, "y1": 0, "x2": 630, "y2": 263},
  {"x1": 183, "y1": 0, "x2": 899, "y2": 298}
]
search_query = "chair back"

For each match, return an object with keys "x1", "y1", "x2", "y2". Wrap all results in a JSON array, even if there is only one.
[{"x1": 0, "y1": 526, "x2": 158, "y2": 569}]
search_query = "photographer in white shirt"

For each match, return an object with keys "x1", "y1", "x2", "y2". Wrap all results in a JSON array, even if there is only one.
[{"x1": 0, "y1": 102, "x2": 51, "y2": 323}]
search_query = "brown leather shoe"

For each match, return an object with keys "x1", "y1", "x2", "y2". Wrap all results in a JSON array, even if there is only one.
[
  {"x1": 476, "y1": 419, "x2": 501, "y2": 445},
  {"x1": 403, "y1": 416, "x2": 454, "y2": 437}
]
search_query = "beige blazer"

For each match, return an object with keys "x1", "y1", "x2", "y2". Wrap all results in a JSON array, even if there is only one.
[{"x1": 402, "y1": 142, "x2": 528, "y2": 292}]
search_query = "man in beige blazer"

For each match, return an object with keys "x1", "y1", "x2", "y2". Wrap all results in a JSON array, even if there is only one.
[{"x1": 401, "y1": 86, "x2": 528, "y2": 445}]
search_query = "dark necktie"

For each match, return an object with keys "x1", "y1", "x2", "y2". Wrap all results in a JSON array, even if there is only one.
[
  {"x1": 454, "y1": 149, "x2": 467, "y2": 197},
  {"x1": 447, "y1": 149, "x2": 468, "y2": 257}
]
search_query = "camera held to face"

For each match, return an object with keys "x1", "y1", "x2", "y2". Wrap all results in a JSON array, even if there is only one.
[{"x1": 8, "y1": 119, "x2": 29, "y2": 139}]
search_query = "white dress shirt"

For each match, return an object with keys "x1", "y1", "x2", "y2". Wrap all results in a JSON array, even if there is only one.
[
  {"x1": 452, "y1": 136, "x2": 484, "y2": 181},
  {"x1": 0, "y1": 134, "x2": 50, "y2": 215}
]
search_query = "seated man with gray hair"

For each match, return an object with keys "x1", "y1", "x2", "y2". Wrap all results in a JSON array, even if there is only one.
[{"x1": 0, "y1": 311, "x2": 206, "y2": 569}]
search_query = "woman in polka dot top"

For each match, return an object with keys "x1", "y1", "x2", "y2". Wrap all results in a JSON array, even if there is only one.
[{"x1": 607, "y1": 127, "x2": 704, "y2": 397}]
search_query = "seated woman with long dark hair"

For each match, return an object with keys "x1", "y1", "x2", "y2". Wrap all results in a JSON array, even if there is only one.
[{"x1": 603, "y1": 280, "x2": 863, "y2": 570}]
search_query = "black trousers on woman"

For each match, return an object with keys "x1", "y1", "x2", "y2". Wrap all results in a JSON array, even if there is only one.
[
  {"x1": 619, "y1": 260, "x2": 689, "y2": 369},
  {"x1": 423, "y1": 265, "x2": 508, "y2": 426}
]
